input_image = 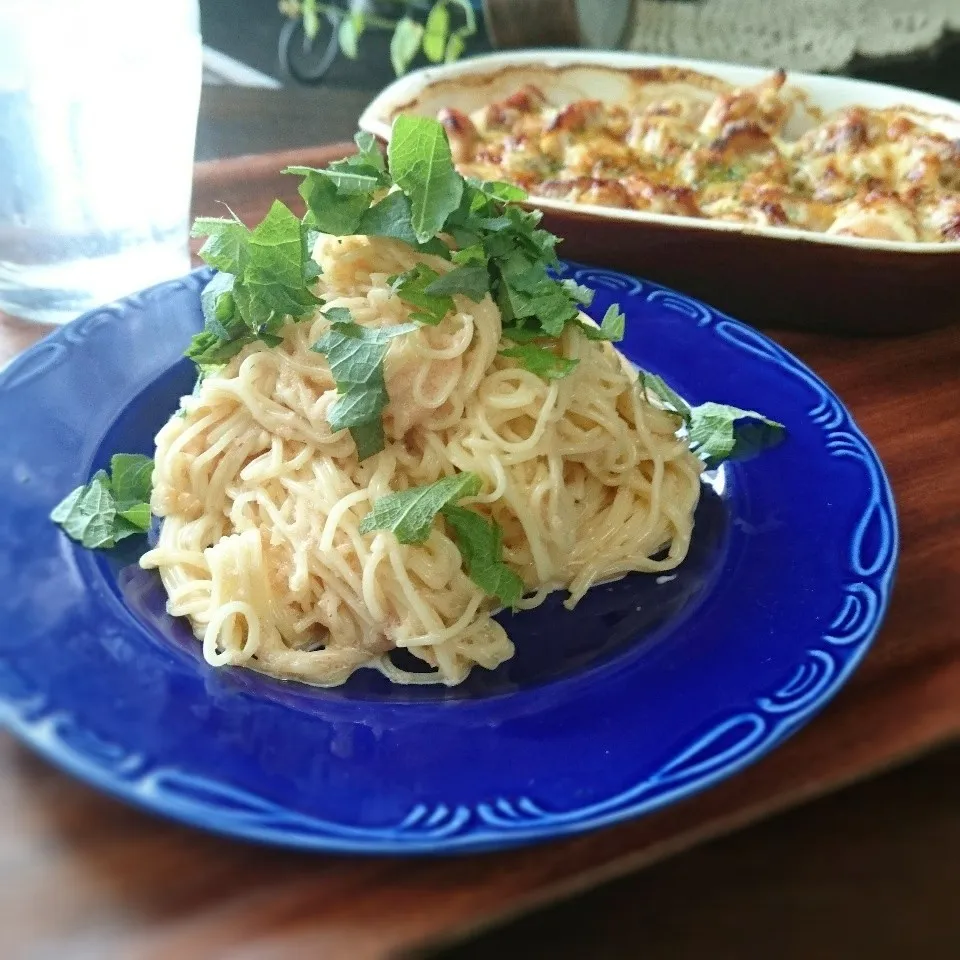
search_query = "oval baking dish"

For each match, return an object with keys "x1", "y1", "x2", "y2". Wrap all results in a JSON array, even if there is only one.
[{"x1": 359, "y1": 50, "x2": 960, "y2": 336}]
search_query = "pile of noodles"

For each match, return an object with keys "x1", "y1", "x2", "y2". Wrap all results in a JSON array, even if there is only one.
[{"x1": 141, "y1": 234, "x2": 702, "y2": 686}]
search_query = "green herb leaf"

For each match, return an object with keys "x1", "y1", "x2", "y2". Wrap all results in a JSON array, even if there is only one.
[
  {"x1": 390, "y1": 16, "x2": 424, "y2": 76},
  {"x1": 467, "y1": 177, "x2": 528, "y2": 204},
  {"x1": 561, "y1": 278, "x2": 595, "y2": 307},
  {"x1": 388, "y1": 113, "x2": 464, "y2": 243},
  {"x1": 639, "y1": 370, "x2": 692, "y2": 420},
  {"x1": 687, "y1": 402, "x2": 786, "y2": 469},
  {"x1": 51, "y1": 455, "x2": 154, "y2": 550},
  {"x1": 357, "y1": 190, "x2": 420, "y2": 246},
  {"x1": 353, "y1": 131, "x2": 386, "y2": 172},
  {"x1": 188, "y1": 201, "x2": 320, "y2": 366},
  {"x1": 390, "y1": 265, "x2": 455, "y2": 325},
  {"x1": 109, "y1": 454, "x2": 154, "y2": 512},
  {"x1": 359, "y1": 472, "x2": 482, "y2": 543},
  {"x1": 185, "y1": 329, "x2": 253, "y2": 370},
  {"x1": 424, "y1": 262, "x2": 489, "y2": 302},
  {"x1": 199, "y1": 271, "x2": 238, "y2": 338},
  {"x1": 191, "y1": 216, "x2": 250, "y2": 275},
  {"x1": 638, "y1": 370, "x2": 785, "y2": 468},
  {"x1": 441, "y1": 505, "x2": 524, "y2": 607},
  {"x1": 311, "y1": 316, "x2": 418, "y2": 459},
  {"x1": 579, "y1": 303, "x2": 625, "y2": 343},
  {"x1": 500, "y1": 345, "x2": 579, "y2": 380},
  {"x1": 50, "y1": 471, "x2": 116, "y2": 549},
  {"x1": 422, "y1": 2, "x2": 450, "y2": 63},
  {"x1": 294, "y1": 170, "x2": 371, "y2": 235}
]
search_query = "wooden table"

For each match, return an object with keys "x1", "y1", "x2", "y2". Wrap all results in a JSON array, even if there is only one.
[{"x1": 1, "y1": 89, "x2": 959, "y2": 960}]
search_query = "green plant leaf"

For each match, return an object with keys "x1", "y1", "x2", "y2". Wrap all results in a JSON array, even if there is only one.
[
  {"x1": 638, "y1": 370, "x2": 692, "y2": 420},
  {"x1": 687, "y1": 402, "x2": 786, "y2": 469},
  {"x1": 390, "y1": 16, "x2": 424, "y2": 76},
  {"x1": 109, "y1": 454, "x2": 154, "y2": 512},
  {"x1": 301, "y1": 0, "x2": 320, "y2": 40},
  {"x1": 423, "y1": 2, "x2": 450, "y2": 63},
  {"x1": 191, "y1": 217, "x2": 250, "y2": 275},
  {"x1": 357, "y1": 190, "x2": 419, "y2": 246},
  {"x1": 50, "y1": 471, "x2": 117, "y2": 549},
  {"x1": 338, "y1": 11, "x2": 365, "y2": 58},
  {"x1": 424, "y1": 262, "x2": 489, "y2": 302},
  {"x1": 444, "y1": 31, "x2": 465, "y2": 63},
  {"x1": 51, "y1": 455, "x2": 154, "y2": 550},
  {"x1": 387, "y1": 113, "x2": 464, "y2": 242},
  {"x1": 354, "y1": 131, "x2": 386, "y2": 172},
  {"x1": 441, "y1": 505, "x2": 524, "y2": 607},
  {"x1": 638, "y1": 370, "x2": 785, "y2": 468},
  {"x1": 499, "y1": 345, "x2": 579, "y2": 380},
  {"x1": 579, "y1": 303, "x2": 625, "y2": 343},
  {"x1": 293, "y1": 169, "x2": 372, "y2": 234},
  {"x1": 389, "y1": 265, "x2": 455, "y2": 325},
  {"x1": 311, "y1": 316, "x2": 418, "y2": 459},
  {"x1": 359, "y1": 472, "x2": 482, "y2": 543}
]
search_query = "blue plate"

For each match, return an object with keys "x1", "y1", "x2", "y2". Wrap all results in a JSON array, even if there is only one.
[{"x1": 0, "y1": 265, "x2": 897, "y2": 854}]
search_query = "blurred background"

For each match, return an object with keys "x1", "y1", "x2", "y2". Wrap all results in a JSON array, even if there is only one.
[{"x1": 202, "y1": 0, "x2": 960, "y2": 97}]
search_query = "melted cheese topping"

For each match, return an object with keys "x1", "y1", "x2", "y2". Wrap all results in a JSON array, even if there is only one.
[{"x1": 437, "y1": 73, "x2": 960, "y2": 244}]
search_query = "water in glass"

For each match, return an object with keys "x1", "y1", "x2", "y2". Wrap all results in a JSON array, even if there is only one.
[{"x1": 0, "y1": 0, "x2": 202, "y2": 324}]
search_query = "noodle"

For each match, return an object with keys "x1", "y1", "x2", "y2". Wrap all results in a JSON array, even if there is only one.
[{"x1": 141, "y1": 234, "x2": 702, "y2": 686}]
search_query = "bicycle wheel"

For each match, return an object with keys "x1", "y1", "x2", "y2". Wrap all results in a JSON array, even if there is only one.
[{"x1": 278, "y1": 14, "x2": 341, "y2": 85}]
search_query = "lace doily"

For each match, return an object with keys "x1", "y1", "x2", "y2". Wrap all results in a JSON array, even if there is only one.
[{"x1": 625, "y1": 0, "x2": 960, "y2": 72}]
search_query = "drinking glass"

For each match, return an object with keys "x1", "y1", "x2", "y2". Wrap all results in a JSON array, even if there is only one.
[{"x1": 0, "y1": 0, "x2": 202, "y2": 324}]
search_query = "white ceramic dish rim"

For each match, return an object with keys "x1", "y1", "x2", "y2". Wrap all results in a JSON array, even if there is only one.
[{"x1": 358, "y1": 49, "x2": 960, "y2": 256}]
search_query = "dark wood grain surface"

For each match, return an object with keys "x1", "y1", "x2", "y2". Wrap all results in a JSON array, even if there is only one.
[{"x1": 1, "y1": 140, "x2": 959, "y2": 960}]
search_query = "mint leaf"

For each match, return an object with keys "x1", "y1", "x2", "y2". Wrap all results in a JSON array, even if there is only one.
[
  {"x1": 388, "y1": 114, "x2": 464, "y2": 242},
  {"x1": 51, "y1": 455, "x2": 154, "y2": 550},
  {"x1": 294, "y1": 170, "x2": 371, "y2": 235},
  {"x1": 185, "y1": 329, "x2": 253, "y2": 370},
  {"x1": 580, "y1": 303, "x2": 625, "y2": 343},
  {"x1": 188, "y1": 201, "x2": 320, "y2": 366},
  {"x1": 441, "y1": 505, "x2": 524, "y2": 607},
  {"x1": 390, "y1": 265, "x2": 455, "y2": 325},
  {"x1": 354, "y1": 131, "x2": 386, "y2": 172},
  {"x1": 500, "y1": 345, "x2": 579, "y2": 380},
  {"x1": 192, "y1": 217, "x2": 250, "y2": 275},
  {"x1": 199, "y1": 271, "x2": 238, "y2": 338},
  {"x1": 110, "y1": 454, "x2": 153, "y2": 511},
  {"x1": 638, "y1": 369, "x2": 785, "y2": 468},
  {"x1": 311, "y1": 317, "x2": 417, "y2": 459},
  {"x1": 51, "y1": 471, "x2": 117, "y2": 549},
  {"x1": 117, "y1": 502, "x2": 152, "y2": 531},
  {"x1": 639, "y1": 370, "x2": 692, "y2": 420},
  {"x1": 359, "y1": 473, "x2": 482, "y2": 543},
  {"x1": 688, "y1": 402, "x2": 786, "y2": 469},
  {"x1": 357, "y1": 190, "x2": 419, "y2": 246},
  {"x1": 424, "y1": 262, "x2": 489, "y2": 302},
  {"x1": 561, "y1": 279, "x2": 594, "y2": 307},
  {"x1": 467, "y1": 177, "x2": 527, "y2": 204},
  {"x1": 349, "y1": 420, "x2": 386, "y2": 461}
]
